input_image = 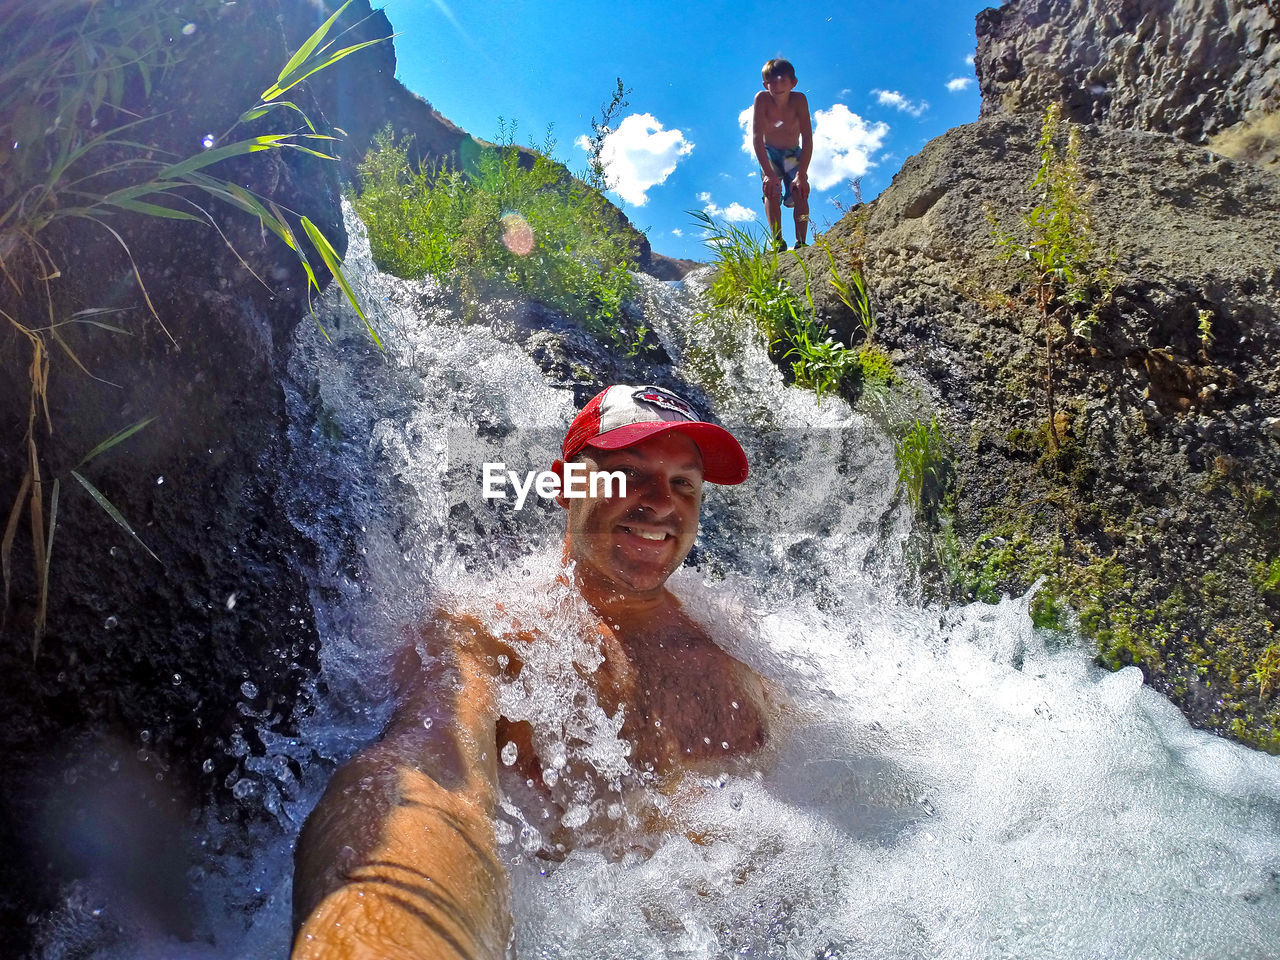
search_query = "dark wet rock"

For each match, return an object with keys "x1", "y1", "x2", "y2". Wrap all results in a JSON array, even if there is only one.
[{"x1": 0, "y1": 0, "x2": 339, "y2": 946}]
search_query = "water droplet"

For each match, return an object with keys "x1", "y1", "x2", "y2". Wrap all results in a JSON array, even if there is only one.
[
  {"x1": 225, "y1": 592, "x2": 237, "y2": 610},
  {"x1": 202, "y1": 758, "x2": 214, "y2": 774},
  {"x1": 181, "y1": 22, "x2": 197, "y2": 35},
  {"x1": 496, "y1": 654, "x2": 509, "y2": 669},
  {"x1": 721, "y1": 741, "x2": 729, "y2": 749},
  {"x1": 232, "y1": 778, "x2": 256, "y2": 801},
  {"x1": 201, "y1": 134, "x2": 215, "y2": 150},
  {"x1": 731, "y1": 700, "x2": 739, "y2": 710},
  {"x1": 172, "y1": 673, "x2": 182, "y2": 685},
  {"x1": 104, "y1": 615, "x2": 118, "y2": 629},
  {"x1": 519, "y1": 824, "x2": 541, "y2": 851},
  {"x1": 140, "y1": 729, "x2": 152, "y2": 743},
  {"x1": 239, "y1": 680, "x2": 258, "y2": 699},
  {"x1": 500, "y1": 741, "x2": 518, "y2": 766},
  {"x1": 422, "y1": 717, "x2": 433, "y2": 730},
  {"x1": 155, "y1": 476, "x2": 164, "y2": 485}
]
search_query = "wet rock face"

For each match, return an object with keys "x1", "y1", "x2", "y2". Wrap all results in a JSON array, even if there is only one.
[
  {"x1": 0, "y1": 0, "x2": 337, "y2": 945},
  {"x1": 784, "y1": 111, "x2": 1280, "y2": 747},
  {"x1": 975, "y1": 0, "x2": 1280, "y2": 142}
]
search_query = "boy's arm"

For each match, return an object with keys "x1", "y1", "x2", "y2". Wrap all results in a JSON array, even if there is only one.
[
  {"x1": 751, "y1": 91, "x2": 780, "y2": 199},
  {"x1": 291, "y1": 611, "x2": 509, "y2": 960},
  {"x1": 796, "y1": 93, "x2": 814, "y2": 194}
]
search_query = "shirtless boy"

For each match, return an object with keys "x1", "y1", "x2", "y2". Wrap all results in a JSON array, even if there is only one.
[
  {"x1": 291, "y1": 384, "x2": 768, "y2": 960},
  {"x1": 753, "y1": 57, "x2": 814, "y2": 251}
]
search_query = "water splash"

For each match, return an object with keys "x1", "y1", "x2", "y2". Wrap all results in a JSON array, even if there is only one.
[{"x1": 44, "y1": 202, "x2": 1280, "y2": 959}]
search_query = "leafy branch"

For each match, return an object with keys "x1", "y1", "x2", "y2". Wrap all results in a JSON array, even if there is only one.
[{"x1": 584, "y1": 78, "x2": 632, "y2": 193}]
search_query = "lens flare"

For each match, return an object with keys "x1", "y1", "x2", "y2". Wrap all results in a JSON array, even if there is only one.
[{"x1": 501, "y1": 212, "x2": 535, "y2": 257}]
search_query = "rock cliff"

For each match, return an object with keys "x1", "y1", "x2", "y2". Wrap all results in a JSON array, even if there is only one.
[
  {"x1": 975, "y1": 0, "x2": 1280, "y2": 135},
  {"x1": 785, "y1": 0, "x2": 1280, "y2": 752}
]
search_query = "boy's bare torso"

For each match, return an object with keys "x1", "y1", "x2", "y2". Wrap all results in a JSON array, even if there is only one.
[{"x1": 754, "y1": 88, "x2": 809, "y2": 149}]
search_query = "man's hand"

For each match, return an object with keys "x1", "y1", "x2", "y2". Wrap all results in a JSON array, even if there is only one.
[
  {"x1": 761, "y1": 174, "x2": 781, "y2": 202},
  {"x1": 792, "y1": 173, "x2": 810, "y2": 202}
]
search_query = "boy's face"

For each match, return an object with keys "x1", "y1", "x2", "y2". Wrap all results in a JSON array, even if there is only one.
[{"x1": 763, "y1": 73, "x2": 797, "y2": 97}]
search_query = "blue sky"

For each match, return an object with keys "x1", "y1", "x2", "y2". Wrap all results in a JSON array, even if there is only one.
[{"x1": 382, "y1": 0, "x2": 992, "y2": 262}]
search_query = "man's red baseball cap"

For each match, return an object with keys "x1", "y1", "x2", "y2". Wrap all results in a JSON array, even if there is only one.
[{"x1": 561, "y1": 385, "x2": 749, "y2": 485}]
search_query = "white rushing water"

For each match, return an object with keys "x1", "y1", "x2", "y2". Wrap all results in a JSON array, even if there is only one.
[{"x1": 52, "y1": 206, "x2": 1280, "y2": 959}]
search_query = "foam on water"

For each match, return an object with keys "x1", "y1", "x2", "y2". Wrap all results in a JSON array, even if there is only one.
[{"x1": 45, "y1": 204, "x2": 1280, "y2": 959}]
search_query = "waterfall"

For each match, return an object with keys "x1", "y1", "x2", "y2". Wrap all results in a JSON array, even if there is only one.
[{"x1": 46, "y1": 204, "x2": 1280, "y2": 959}]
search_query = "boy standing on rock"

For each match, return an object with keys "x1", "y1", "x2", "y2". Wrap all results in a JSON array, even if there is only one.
[{"x1": 752, "y1": 58, "x2": 813, "y2": 251}]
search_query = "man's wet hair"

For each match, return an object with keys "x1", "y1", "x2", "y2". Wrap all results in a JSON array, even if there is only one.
[{"x1": 762, "y1": 58, "x2": 796, "y2": 82}]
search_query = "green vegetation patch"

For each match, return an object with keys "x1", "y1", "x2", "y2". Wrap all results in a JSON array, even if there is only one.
[
  {"x1": 1, "y1": 0, "x2": 381, "y2": 651},
  {"x1": 355, "y1": 126, "x2": 640, "y2": 348}
]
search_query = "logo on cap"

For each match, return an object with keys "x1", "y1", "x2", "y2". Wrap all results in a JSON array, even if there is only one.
[{"x1": 633, "y1": 387, "x2": 697, "y2": 420}]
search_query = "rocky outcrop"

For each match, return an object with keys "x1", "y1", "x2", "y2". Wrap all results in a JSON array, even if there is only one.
[
  {"x1": 786, "y1": 109, "x2": 1280, "y2": 750},
  {"x1": 976, "y1": 0, "x2": 1280, "y2": 147}
]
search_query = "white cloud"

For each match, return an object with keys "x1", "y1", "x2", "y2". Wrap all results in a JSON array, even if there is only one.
[
  {"x1": 808, "y1": 105, "x2": 889, "y2": 190},
  {"x1": 738, "y1": 103, "x2": 888, "y2": 192},
  {"x1": 671, "y1": 228, "x2": 683, "y2": 237},
  {"x1": 575, "y1": 113, "x2": 693, "y2": 206},
  {"x1": 946, "y1": 77, "x2": 974, "y2": 92},
  {"x1": 872, "y1": 89, "x2": 928, "y2": 117},
  {"x1": 738, "y1": 105, "x2": 756, "y2": 157},
  {"x1": 698, "y1": 191, "x2": 756, "y2": 222},
  {"x1": 966, "y1": 54, "x2": 976, "y2": 66}
]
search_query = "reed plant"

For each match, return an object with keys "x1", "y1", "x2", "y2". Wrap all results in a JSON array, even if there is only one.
[
  {"x1": 692, "y1": 210, "x2": 893, "y2": 403},
  {"x1": 989, "y1": 104, "x2": 1113, "y2": 449},
  {"x1": 893, "y1": 416, "x2": 950, "y2": 513},
  {"x1": 1, "y1": 0, "x2": 386, "y2": 653}
]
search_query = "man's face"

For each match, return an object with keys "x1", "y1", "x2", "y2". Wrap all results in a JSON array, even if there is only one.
[{"x1": 560, "y1": 431, "x2": 704, "y2": 597}]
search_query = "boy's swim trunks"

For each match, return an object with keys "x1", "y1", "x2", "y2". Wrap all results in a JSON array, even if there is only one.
[{"x1": 764, "y1": 144, "x2": 803, "y2": 208}]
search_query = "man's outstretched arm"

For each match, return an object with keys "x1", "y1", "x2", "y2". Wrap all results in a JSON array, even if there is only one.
[{"x1": 291, "y1": 613, "x2": 509, "y2": 960}]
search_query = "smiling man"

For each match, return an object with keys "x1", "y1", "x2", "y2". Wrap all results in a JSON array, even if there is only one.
[{"x1": 291, "y1": 384, "x2": 765, "y2": 960}]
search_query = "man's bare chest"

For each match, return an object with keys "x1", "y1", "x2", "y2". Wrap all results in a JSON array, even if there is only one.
[{"x1": 602, "y1": 643, "x2": 767, "y2": 767}]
